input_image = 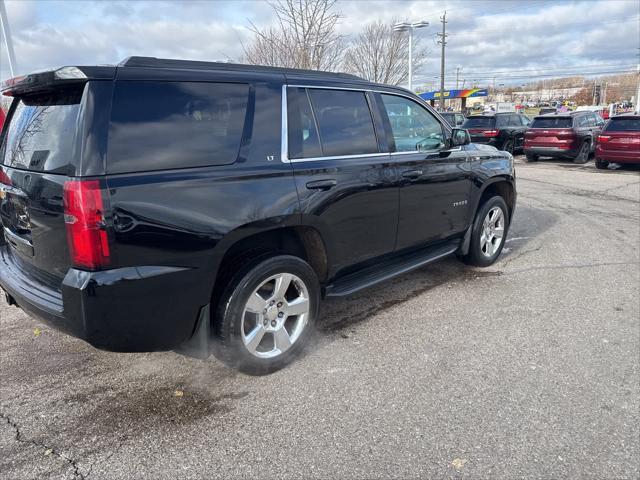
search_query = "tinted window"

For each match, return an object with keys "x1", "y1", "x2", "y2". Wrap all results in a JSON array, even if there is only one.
[
  {"x1": 576, "y1": 115, "x2": 590, "y2": 127},
  {"x1": 440, "y1": 113, "x2": 455, "y2": 126},
  {"x1": 381, "y1": 94, "x2": 444, "y2": 152},
  {"x1": 520, "y1": 115, "x2": 531, "y2": 126},
  {"x1": 307, "y1": 89, "x2": 378, "y2": 157},
  {"x1": 462, "y1": 117, "x2": 495, "y2": 129},
  {"x1": 495, "y1": 115, "x2": 509, "y2": 128},
  {"x1": 604, "y1": 118, "x2": 640, "y2": 131},
  {"x1": 287, "y1": 88, "x2": 322, "y2": 159},
  {"x1": 1, "y1": 87, "x2": 83, "y2": 173},
  {"x1": 456, "y1": 114, "x2": 466, "y2": 126},
  {"x1": 108, "y1": 81, "x2": 249, "y2": 173},
  {"x1": 530, "y1": 117, "x2": 573, "y2": 129}
]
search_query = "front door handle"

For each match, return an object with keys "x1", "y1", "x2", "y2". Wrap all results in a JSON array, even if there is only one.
[
  {"x1": 306, "y1": 179, "x2": 337, "y2": 191},
  {"x1": 401, "y1": 170, "x2": 423, "y2": 180}
]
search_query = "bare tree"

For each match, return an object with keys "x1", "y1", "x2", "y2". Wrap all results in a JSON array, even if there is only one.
[
  {"x1": 343, "y1": 20, "x2": 429, "y2": 86},
  {"x1": 243, "y1": 0, "x2": 345, "y2": 71}
]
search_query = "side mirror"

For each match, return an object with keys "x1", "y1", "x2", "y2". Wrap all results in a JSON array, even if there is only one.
[{"x1": 450, "y1": 128, "x2": 471, "y2": 147}]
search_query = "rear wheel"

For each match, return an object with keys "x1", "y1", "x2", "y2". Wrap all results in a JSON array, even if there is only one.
[
  {"x1": 573, "y1": 141, "x2": 590, "y2": 164},
  {"x1": 462, "y1": 196, "x2": 509, "y2": 267},
  {"x1": 595, "y1": 158, "x2": 609, "y2": 169},
  {"x1": 525, "y1": 153, "x2": 538, "y2": 162},
  {"x1": 213, "y1": 255, "x2": 319, "y2": 375}
]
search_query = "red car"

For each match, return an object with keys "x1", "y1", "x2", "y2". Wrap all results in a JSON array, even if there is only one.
[
  {"x1": 0, "y1": 108, "x2": 6, "y2": 132},
  {"x1": 595, "y1": 114, "x2": 640, "y2": 169}
]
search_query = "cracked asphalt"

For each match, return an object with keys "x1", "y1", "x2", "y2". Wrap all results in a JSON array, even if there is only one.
[{"x1": 1, "y1": 156, "x2": 639, "y2": 479}]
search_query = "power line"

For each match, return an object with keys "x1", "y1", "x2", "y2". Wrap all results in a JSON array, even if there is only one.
[{"x1": 441, "y1": 63, "x2": 638, "y2": 77}]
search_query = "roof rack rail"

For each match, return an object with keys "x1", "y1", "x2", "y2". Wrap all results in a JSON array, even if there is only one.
[{"x1": 118, "y1": 56, "x2": 364, "y2": 81}]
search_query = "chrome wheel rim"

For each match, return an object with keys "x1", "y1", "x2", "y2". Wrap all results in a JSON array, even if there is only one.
[
  {"x1": 241, "y1": 273, "x2": 310, "y2": 359},
  {"x1": 480, "y1": 207, "x2": 505, "y2": 258}
]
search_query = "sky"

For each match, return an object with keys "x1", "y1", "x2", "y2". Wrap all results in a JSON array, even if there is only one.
[{"x1": 0, "y1": 0, "x2": 638, "y2": 90}]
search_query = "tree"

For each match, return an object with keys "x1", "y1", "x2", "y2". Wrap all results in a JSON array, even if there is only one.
[
  {"x1": 243, "y1": 0, "x2": 345, "y2": 71},
  {"x1": 342, "y1": 20, "x2": 429, "y2": 85}
]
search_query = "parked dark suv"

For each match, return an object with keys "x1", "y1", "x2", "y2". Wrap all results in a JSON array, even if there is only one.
[
  {"x1": 524, "y1": 111, "x2": 604, "y2": 163},
  {"x1": 0, "y1": 57, "x2": 516, "y2": 374},
  {"x1": 461, "y1": 112, "x2": 531, "y2": 154}
]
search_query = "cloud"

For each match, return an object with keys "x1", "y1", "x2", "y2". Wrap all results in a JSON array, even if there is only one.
[{"x1": 0, "y1": 0, "x2": 637, "y2": 88}]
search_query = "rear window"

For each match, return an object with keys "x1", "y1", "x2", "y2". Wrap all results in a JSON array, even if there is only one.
[
  {"x1": 530, "y1": 117, "x2": 573, "y2": 129},
  {"x1": 462, "y1": 117, "x2": 494, "y2": 129},
  {"x1": 0, "y1": 87, "x2": 83, "y2": 174},
  {"x1": 108, "y1": 81, "x2": 249, "y2": 174},
  {"x1": 604, "y1": 118, "x2": 640, "y2": 132}
]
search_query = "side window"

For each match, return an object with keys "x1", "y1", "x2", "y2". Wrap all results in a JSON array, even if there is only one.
[
  {"x1": 508, "y1": 114, "x2": 519, "y2": 126},
  {"x1": 307, "y1": 89, "x2": 378, "y2": 157},
  {"x1": 287, "y1": 88, "x2": 322, "y2": 159},
  {"x1": 380, "y1": 94, "x2": 444, "y2": 152},
  {"x1": 495, "y1": 115, "x2": 509, "y2": 128},
  {"x1": 520, "y1": 115, "x2": 531, "y2": 126},
  {"x1": 108, "y1": 81, "x2": 249, "y2": 174},
  {"x1": 576, "y1": 115, "x2": 589, "y2": 127},
  {"x1": 456, "y1": 114, "x2": 465, "y2": 126}
]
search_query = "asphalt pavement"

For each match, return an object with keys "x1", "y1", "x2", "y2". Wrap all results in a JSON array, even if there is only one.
[{"x1": 1, "y1": 156, "x2": 639, "y2": 479}]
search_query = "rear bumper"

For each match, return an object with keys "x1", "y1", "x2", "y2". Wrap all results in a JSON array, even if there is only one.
[
  {"x1": 595, "y1": 147, "x2": 640, "y2": 163},
  {"x1": 0, "y1": 245, "x2": 204, "y2": 352},
  {"x1": 524, "y1": 146, "x2": 578, "y2": 157}
]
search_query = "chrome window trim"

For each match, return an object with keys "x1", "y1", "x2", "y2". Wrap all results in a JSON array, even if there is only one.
[{"x1": 281, "y1": 84, "x2": 451, "y2": 163}]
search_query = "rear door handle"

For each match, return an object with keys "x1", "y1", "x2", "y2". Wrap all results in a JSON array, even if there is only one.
[
  {"x1": 401, "y1": 170, "x2": 423, "y2": 180},
  {"x1": 306, "y1": 179, "x2": 337, "y2": 191}
]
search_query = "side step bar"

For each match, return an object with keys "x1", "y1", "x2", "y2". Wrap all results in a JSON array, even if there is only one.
[{"x1": 325, "y1": 240, "x2": 460, "y2": 298}]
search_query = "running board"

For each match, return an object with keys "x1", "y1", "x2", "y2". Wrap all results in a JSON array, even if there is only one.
[{"x1": 325, "y1": 240, "x2": 460, "y2": 298}]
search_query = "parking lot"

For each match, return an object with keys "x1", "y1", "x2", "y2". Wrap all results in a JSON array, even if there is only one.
[{"x1": 1, "y1": 156, "x2": 638, "y2": 479}]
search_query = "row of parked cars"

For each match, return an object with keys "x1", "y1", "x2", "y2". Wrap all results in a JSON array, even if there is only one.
[{"x1": 440, "y1": 111, "x2": 640, "y2": 167}]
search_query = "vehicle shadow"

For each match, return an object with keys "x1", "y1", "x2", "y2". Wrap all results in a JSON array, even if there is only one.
[{"x1": 315, "y1": 203, "x2": 557, "y2": 336}]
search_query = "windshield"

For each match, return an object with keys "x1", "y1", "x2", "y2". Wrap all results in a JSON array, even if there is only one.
[
  {"x1": 604, "y1": 118, "x2": 640, "y2": 132},
  {"x1": 530, "y1": 117, "x2": 573, "y2": 129},
  {"x1": 463, "y1": 117, "x2": 494, "y2": 129},
  {"x1": 0, "y1": 87, "x2": 83, "y2": 174}
]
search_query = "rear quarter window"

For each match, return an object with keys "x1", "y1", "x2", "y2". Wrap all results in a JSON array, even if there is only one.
[
  {"x1": 0, "y1": 87, "x2": 83, "y2": 174},
  {"x1": 604, "y1": 118, "x2": 640, "y2": 132},
  {"x1": 530, "y1": 117, "x2": 573, "y2": 129},
  {"x1": 107, "y1": 81, "x2": 249, "y2": 174}
]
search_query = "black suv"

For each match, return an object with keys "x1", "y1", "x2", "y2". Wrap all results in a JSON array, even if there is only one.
[
  {"x1": 461, "y1": 112, "x2": 531, "y2": 154},
  {"x1": 524, "y1": 111, "x2": 604, "y2": 163},
  {"x1": 0, "y1": 57, "x2": 516, "y2": 374}
]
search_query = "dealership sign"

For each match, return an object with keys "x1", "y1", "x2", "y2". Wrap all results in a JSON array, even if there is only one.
[{"x1": 419, "y1": 88, "x2": 488, "y2": 100}]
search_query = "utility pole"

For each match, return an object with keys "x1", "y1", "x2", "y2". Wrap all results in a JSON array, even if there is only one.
[
  {"x1": 456, "y1": 66, "x2": 461, "y2": 89},
  {"x1": 437, "y1": 11, "x2": 447, "y2": 111},
  {"x1": 0, "y1": 0, "x2": 17, "y2": 77}
]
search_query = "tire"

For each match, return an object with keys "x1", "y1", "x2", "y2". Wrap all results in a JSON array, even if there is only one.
[
  {"x1": 595, "y1": 158, "x2": 609, "y2": 170},
  {"x1": 573, "y1": 141, "x2": 590, "y2": 164},
  {"x1": 462, "y1": 196, "x2": 510, "y2": 267},
  {"x1": 213, "y1": 255, "x2": 320, "y2": 375},
  {"x1": 524, "y1": 153, "x2": 538, "y2": 162},
  {"x1": 502, "y1": 138, "x2": 514, "y2": 155}
]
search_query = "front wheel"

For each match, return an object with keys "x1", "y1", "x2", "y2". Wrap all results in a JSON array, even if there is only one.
[
  {"x1": 502, "y1": 139, "x2": 514, "y2": 154},
  {"x1": 524, "y1": 153, "x2": 538, "y2": 162},
  {"x1": 213, "y1": 255, "x2": 319, "y2": 375},
  {"x1": 595, "y1": 158, "x2": 609, "y2": 170},
  {"x1": 462, "y1": 196, "x2": 510, "y2": 267}
]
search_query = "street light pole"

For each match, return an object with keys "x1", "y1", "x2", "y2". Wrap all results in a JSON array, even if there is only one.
[
  {"x1": 0, "y1": 0, "x2": 17, "y2": 78},
  {"x1": 394, "y1": 21, "x2": 429, "y2": 92}
]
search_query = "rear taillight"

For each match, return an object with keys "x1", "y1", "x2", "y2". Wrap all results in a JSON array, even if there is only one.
[
  {"x1": 0, "y1": 169, "x2": 11, "y2": 186},
  {"x1": 63, "y1": 180, "x2": 110, "y2": 270},
  {"x1": 597, "y1": 135, "x2": 611, "y2": 143},
  {"x1": 483, "y1": 130, "x2": 499, "y2": 137}
]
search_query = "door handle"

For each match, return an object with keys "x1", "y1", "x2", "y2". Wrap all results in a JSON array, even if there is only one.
[
  {"x1": 306, "y1": 179, "x2": 337, "y2": 191},
  {"x1": 401, "y1": 170, "x2": 423, "y2": 180}
]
